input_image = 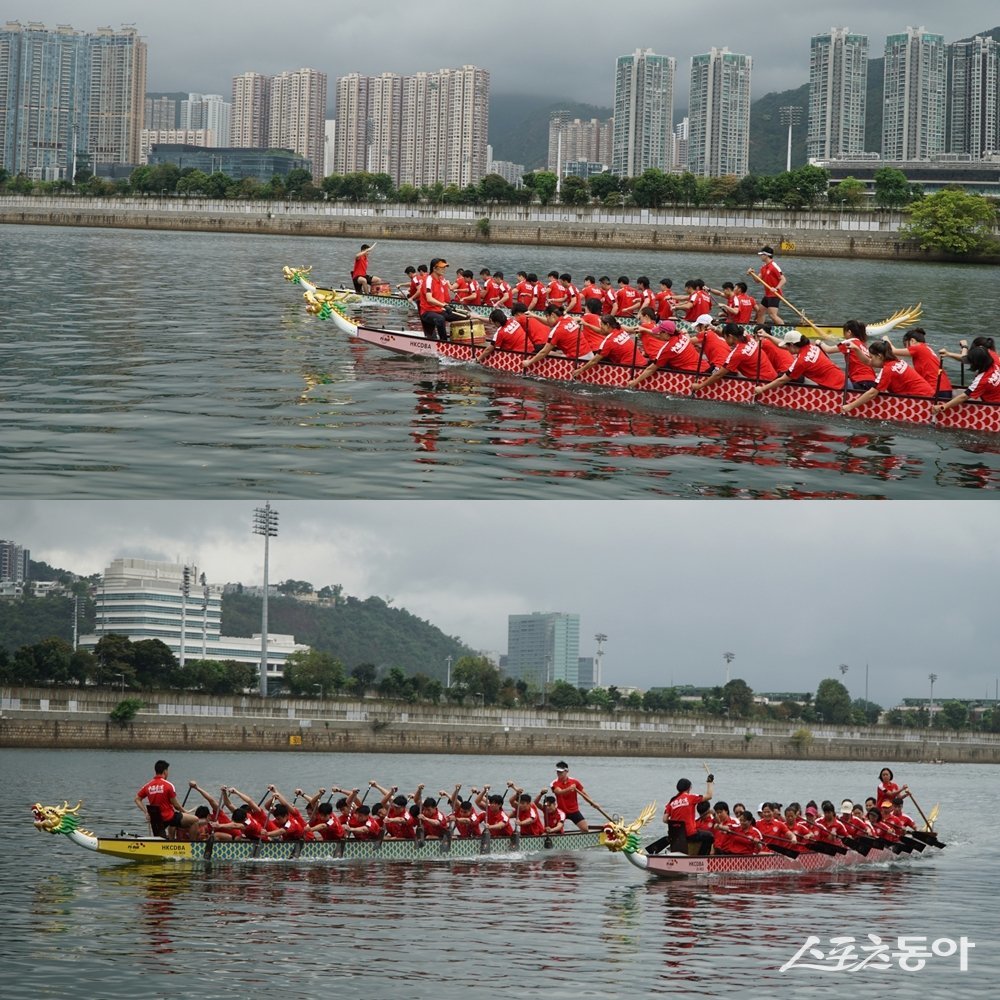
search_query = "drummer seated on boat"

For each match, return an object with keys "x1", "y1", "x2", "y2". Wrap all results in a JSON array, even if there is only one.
[
  {"x1": 135, "y1": 759, "x2": 199, "y2": 840},
  {"x1": 417, "y1": 258, "x2": 457, "y2": 342}
]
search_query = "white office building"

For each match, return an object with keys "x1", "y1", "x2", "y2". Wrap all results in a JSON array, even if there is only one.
[
  {"x1": 612, "y1": 49, "x2": 675, "y2": 177},
  {"x1": 808, "y1": 28, "x2": 869, "y2": 159},
  {"x1": 688, "y1": 48, "x2": 752, "y2": 177},
  {"x1": 882, "y1": 27, "x2": 947, "y2": 161}
]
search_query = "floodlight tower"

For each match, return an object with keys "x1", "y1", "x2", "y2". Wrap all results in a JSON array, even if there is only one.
[
  {"x1": 252, "y1": 502, "x2": 279, "y2": 696},
  {"x1": 594, "y1": 633, "x2": 608, "y2": 687}
]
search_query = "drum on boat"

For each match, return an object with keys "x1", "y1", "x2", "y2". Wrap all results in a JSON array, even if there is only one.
[{"x1": 448, "y1": 318, "x2": 486, "y2": 344}]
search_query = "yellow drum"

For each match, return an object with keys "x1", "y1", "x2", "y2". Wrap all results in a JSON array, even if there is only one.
[{"x1": 449, "y1": 318, "x2": 486, "y2": 344}]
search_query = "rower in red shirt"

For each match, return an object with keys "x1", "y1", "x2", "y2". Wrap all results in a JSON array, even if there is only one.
[
  {"x1": 611, "y1": 276, "x2": 642, "y2": 318},
  {"x1": 841, "y1": 342, "x2": 933, "y2": 415},
  {"x1": 636, "y1": 276, "x2": 655, "y2": 314},
  {"x1": 416, "y1": 797, "x2": 450, "y2": 839},
  {"x1": 579, "y1": 300, "x2": 607, "y2": 350},
  {"x1": 508, "y1": 788, "x2": 545, "y2": 836},
  {"x1": 709, "y1": 802, "x2": 742, "y2": 854},
  {"x1": 571, "y1": 318, "x2": 643, "y2": 378},
  {"x1": 814, "y1": 800, "x2": 849, "y2": 844},
  {"x1": 868, "y1": 806, "x2": 900, "y2": 842},
  {"x1": 580, "y1": 276, "x2": 602, "y2": 311},
  {"x1": 561, "y1": 273, "x2": 582, "y2": 314},
  {"x1": 597, "y1": 276, "x2": 616, "y2": 314},
  {"x1": 756, "y1": 802, "x2": 797, "y2": 850},
  {"x1": 678, "y1": 280, "x2": 713, "y2": 323},
  {"x1": 727, "y1": 810, "x2": 765, "y2": 854},
  {"x1": 475, "y1": 789, "x2": 514, "y2": 837},
  {"x1": 303, "y1": 802, "x2": 344, "y2": 841},
  {"x1": 691, "y1": 323, "x2": 777, "y2": 394},
  {"x1": 654, "y1": 279, "x2": 676, "y2": 321},
  {"x1": 536, "y1": 794, "x2": 566, "y2": 835},
  {"x1": 689, "y1": 314, "x2": 731, "y2": 369},
  {"x1": 753, "y1": 325, "x2": 794, "y2": 373},
  {"x1": 521, "y1": 306, "x2": 594, "y2": 369},
  {"x1": 446, "y1": 787, "x2": 483, "y2": 838},
  {"x1": 887, "y1": 797, "x2": 917, "y2": 833},
  {"x1": 347, "y1": 804, "x2": 380, "y2": 839},
  {"x1": 261, "y1": 786, "x2": 310, "y2": 840},
  {"x1": 732, "y1": 282, "x2": 757, "y2": 324},
  {"x1": 476, "y1": 306, "x2": 535, "y2": 364},
  {"x1": 513, "y1": 272, "x2": 535, "y2": 309},
  {"x1": 546, "y1": 271, "x2": 569, "y2": 310},
  {"x1": 382, "y1": 794, "x2": 418, "y2": 839},
  {"x1": 819, "y1": 319, "x2": 876, "y2": 389},
  {"x1": 933, "y1": 346, "x2": 1000, "y2": 415},
  {"x1": 885, "y1": 330, "x2": 953, "y2": 399},
  {"x1": 754, "y1": 331, "x2": 846, "y2": 398}
]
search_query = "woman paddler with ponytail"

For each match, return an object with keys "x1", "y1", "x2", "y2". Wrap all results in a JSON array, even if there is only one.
[{"x1": 645, "y1": 773, "x2": 714, "y2": 855}]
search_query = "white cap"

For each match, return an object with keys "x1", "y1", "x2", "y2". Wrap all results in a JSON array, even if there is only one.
[{"x1": 694, "y1": 314, "x2": 715, "y2": 326}]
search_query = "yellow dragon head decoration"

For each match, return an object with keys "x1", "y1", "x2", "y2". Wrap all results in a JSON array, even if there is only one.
[
  {"x1": 598, "y1": 802, "x2": 657, "y2": 854},
  {"x1": 32, "y1": 801, "x2": 90, "y2": 836}
]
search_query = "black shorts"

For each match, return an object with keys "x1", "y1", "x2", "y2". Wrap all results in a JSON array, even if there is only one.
[
  {"x1": 761, "y1": 296, "x2": 781, "y2": 308},
  {"x1": 565, "y1": 810, "x2": 586, "y2": 824},
  {"x1": 147, "y1": 805, "x2": 180, "y2": 837},
  {"x1": 353, "y1": 276, "x2": 368, "y2": 292}
]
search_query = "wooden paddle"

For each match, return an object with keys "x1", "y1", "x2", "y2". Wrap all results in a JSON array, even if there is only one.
[
  {"x1": 725, "y1": 826, "x2": 800, "y2": 859},
  {"x1": 905, "y1": 790, "x2": 937, "y2": 833},
  {"x1": 746, "y1": 268, "x2": 825, "y2": 338}
]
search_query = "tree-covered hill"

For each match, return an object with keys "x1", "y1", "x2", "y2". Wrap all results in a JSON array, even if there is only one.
[{"x1": 222, "y1": 591, "x2": 473, "y2": 682}]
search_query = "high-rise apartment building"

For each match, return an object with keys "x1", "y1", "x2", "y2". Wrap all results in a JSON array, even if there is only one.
[
  {"x1": 269, "y1": 69, "x2": 327, "y2": 182},
  {"x1": 882, "y1": 27, "x2": 947, "y2": 161},
  {"x1": 77, "y1": 558, "x2": 307, "y2": 677},
  {"x1": 145, "y1": 95, "x2": 178, "y2": 130},
  {"x1": 548, "y1": 112, "x2": 614, "y2": 173},
  {"x1": 808, "y1": 28, "x2": 869, "y2": 159},
  {"x1": 688, "y1": 48, "x2": 752, "y2": 177},
  {"x1": 181, "y1": 93, "x2": 232, "y2": 147},
  {"x1": 0, "y1": 21, "x2": 146, "y2": 180},
  {"x1": 335, "y1": 65, "x2": 490, "y2": 189},
  {"x1": 232, "y1": 68, "x2": 327, "y2": 181},
  {"x1": 673, "y1": 117, "x2": 689, "y2": 172},
  {"x1": 612, "y1": 49, "x2": 675, "y2": 177},
  {"x1": 506, "y1": 613, "x2": 580, "y2": 689},
  {"x1": 0, "y1": 539, "x2": 30, "y2": 582},
  {"x1": 231, "y1": 72, "x2": 271, "y2": 149},
  {"x1": 948, "y1": 35, "x2": 999, "y2": 158}
]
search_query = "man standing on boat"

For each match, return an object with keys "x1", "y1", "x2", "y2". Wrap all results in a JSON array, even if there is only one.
[
  {"x1": 134, "y1": 759, "x2": 199, "y2": 839},
  {"x1": 748, "y1": 246, "x2": 785, "y2": 326},
  {"x1": 550, "y1": 761, "x2": 599, "y2": 832}
]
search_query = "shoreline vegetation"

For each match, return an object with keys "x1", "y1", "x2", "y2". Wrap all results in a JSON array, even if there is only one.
[
  {"x1": 2, "y1": 687, "x2": 997, "y2": 763},
  {"x1": 4, "y1": 195, "x2": 998, "y2": 263}
]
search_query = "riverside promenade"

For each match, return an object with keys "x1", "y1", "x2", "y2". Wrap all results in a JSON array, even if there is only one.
[
  {"x1": 5, "y1": 194, "x2": 990, "y2": 262},
  {"x1": 2, "y1": 687, "x2": 996, "y2": 763}
]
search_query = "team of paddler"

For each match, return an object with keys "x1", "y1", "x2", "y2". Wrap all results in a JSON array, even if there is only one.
[
  {"x1": 348, "y1": 243, "x2": 1000, "y2": 416},
  {"x1": 134, "y1": 759, "x2": 606, "y2": 844}
]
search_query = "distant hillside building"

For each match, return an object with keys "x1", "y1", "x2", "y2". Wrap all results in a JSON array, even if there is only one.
[
  {"x1": 77, "y1": 558, "x2": 307, "y2": 681},
  {"x1": 548, "y1": 112, "x2": 613, "y2": 174},
  {"x1": 882, "y1": 27, "x2": 947, "y2": 161},
  {"x1": 688, "y1": 48, "x2": 752, "y2": 177},
  {"x1": 948, "y1": 35, "x2": 999, "y2": 158},
  {"x1": 506, "y1": 612, "x2": 580, "y2": 689},
  {"x1": 808, "y1": 27, "x2": 869, "y2": 160},
  {"x1": 612, "y1": 49, "x2": 675, "y2": 177},
  {"x1": 0, "y1": 539, "x2": 30, "y2": 582},
  {"x1": 180, "y1": 93, "x2": 231, "y2": 146}
]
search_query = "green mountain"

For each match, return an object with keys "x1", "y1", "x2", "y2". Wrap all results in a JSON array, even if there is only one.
[
  {"x1": 748, "y1": 84, "x2": 810, "y2": 175},
  {"x1": 489, "y1": 94, "x2": 613, "y2": 170}
]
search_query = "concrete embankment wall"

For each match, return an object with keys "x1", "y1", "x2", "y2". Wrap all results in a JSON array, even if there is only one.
[
  {"x1": 6, "y1": 195, "x2": 996, "y2": 263},
  {"x1": 2, "y1": 688, "x2": 996, "y2": 762}
]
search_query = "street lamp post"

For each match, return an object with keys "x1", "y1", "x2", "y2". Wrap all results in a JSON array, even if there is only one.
[
  {"x1": 723, "y1": 652, "x2": 735, "y2": 685},
  {"x1": 179, "y1": 565, "x2": 191, "y2": 668},
  {"x1": 252, "y1": 502, "x2": 279, "y2": 697},
  {"x1": 445, "y1": 655, "x2": 452, "y2": 689},
  {"x1": 314, "y1": 683, "x2": 323, "y2": 701},
  {"x1": 928, "y1": 673, "x2": 937, "y2": 727},
  {"x1": 201, "y1": 573, "x2": 209, "y2": 659},
  {"x1": 594, "y1": 633, "x2": 608, "y2": 688},
  {"x1": 115, "y1": 672, "x2": 125, "y2": 696}
]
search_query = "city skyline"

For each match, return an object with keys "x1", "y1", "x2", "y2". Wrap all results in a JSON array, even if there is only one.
[
  {"x1": 10, "y1": 3, "x2": 998, "y2": 109},
  {"x1": 2, "y1": 500, "x2": 995, "y2": 707}
]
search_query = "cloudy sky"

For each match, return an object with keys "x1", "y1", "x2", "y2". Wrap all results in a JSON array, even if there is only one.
[
  {"x1": 3, "y1": 500, "x2": 994, "y2": 709},
  {"x1": 17, "y1": 2, "x2": 1000, "y2": 108}
]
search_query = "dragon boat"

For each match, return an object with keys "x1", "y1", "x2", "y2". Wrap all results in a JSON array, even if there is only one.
[
  {"x1": 281, "y1": 266, "x2": 923, "y2": 341},
  {"x1": 295, "y1": 300, "x2": 1000, "y2": 434},
  {"x1": 597, "y1": 806, "x2": 946, "y2": 880},
  {"x1": 31, "y1": 802, "x2": 602, "y2": 864}
]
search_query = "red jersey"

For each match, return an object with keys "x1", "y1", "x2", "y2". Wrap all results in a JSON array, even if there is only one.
[
  {"x1": 491, "y1": 318, "x2": 532, "y2": 353},
  {"x1": 876, "y1": 780, "x2": 901, "y2": 804},
  {"x1": 417, "y1": 274, "x2": 450, "y2": 315},
  {"x1": 547, "y1": 317, "x2": 591, "y2": 359},
  {"x1": 597, "y1": 329, "x2": 642, "y2": 367},
  {"x1": 600, "y1": 288, "x2": 616, "y2": 315},
  {"x1": 887, "y1": 811, "x2": 916, "y2": 832},
  {"x1": 463, "y1": 279, "x2": 483, "y2": 305},
  {"x1": 533, "y1": 282, "x2": 547, "y2": 309},
  {"x1": 684, "y1": 289, "x2": 712, "y2": 322},
  {"x1": 814, "y1": 816, "x2": 849, "y2": 842},
  {"x1": 550, "y1": 776, "x2": 585, "y2": 815},
  {"x1": 547, "y1": 280, "x2": 568, "y2": 307},
  {"x1": 485, "y1": 807, "x2": 514, "y2": 836},
  {"x1": 514, "y1": 280, "x2": 535, "y2": 308},
  {"x1": 564, "y1": 283, "x2": 582, "y2": 314},
  {"x1": 314, "y1": 814, "x2": 345, "y2": 841},
  {"x1": 787, "y1": 344, "x2": 846, "y2": 389},
  {"x1": 347, "y1": 815, "x2": 380, "y2": 839},
  {"x1": 418, "y1": 809, "x2": 449, "y2": 837},
  {"x1": 733, "y1": 293, "x2": 757, "y2": 323},
  {"x1": 757, "y1": 337, "x2": 793, "y2": 374},
  {"x1": 723, "y1": 338, "x2": 777, "y2": 380},
  {"x1": 452, "y1": 274, "x2": 469, "y2": 299},
  {"x1": 654, "y1": 331, "x2": 706, "y2": 373},
  {"x1": 756, "y1": 816, "x2": 792, "y2": 848},
  {"x1": 966, "y1": 363, "x2": 1000, "y2": 402},
  {"x1": 838, "y1": 338, "x2": 876, "y2": 384},
  {"x1": 907, "y1": 343, "x2": 951, "y2": 391},
  {"x1": 407, "y1": 274, "x2": 421, "y2": 298},
  {"x1": 580, "y1": 283, "x2": 602, "y2": 310},
  {"x1": 241, "y1": 811, "x2": 265, "y2": 840},
  {"x1": 351, "y1": 253, "x2": 369, "y2": 281},
  {"x1": 635, "y1": 327, "x2": 668, "y2": 364},
  {"x1": 614, "y1": 285, "x2": 642, "y2": 316},
  {"x1": 515, "y1": 803, "x2": 545, "y2": 837},
  {"x1": 523, "y1": 315, "x2": 552, "y2": 349},
  {"x1": 449, "y1": 811, "x2": 483, "y2": 838},
  {"x1": 580, "y1": 313, "x2": 606, "y2": 350},
  {"x1": 383, "y1": 807, "x2": 417, "y2": 839},
  {"x1": 542, "y1": 807, "x2": 566, "y2": 833},
  {"x1": 875, "y1": 360, "x2": 933, "y2": 397},
  {"x1": 727, "y1": 823, "x2": 764, "y2": 854},
  {"x1": 274, "y1": 808, "x2": 308, "y2": 841},
  {"x1": 654, "y1": 289, "x2": 675, "y2": 321},
  {"x1": 713, "y1": 816, "x2": 743, "y2": 853},
  {"x1": 664, "y1": 792, "x2": 704, "y2": 837},
  {"x1": 696, "y1": 329, "x2": 731, "y2": 369},
  {"x1": 759, "y1": 259, "x2": 783, "y2": 295},
  {"x1": 137, "y1": 776, "x2": 177, "y2": 822}
]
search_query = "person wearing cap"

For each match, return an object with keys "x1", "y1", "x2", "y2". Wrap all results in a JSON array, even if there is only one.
[
  {"x1": 753, "y1": 331, "x2": 846, "y2": 397},
  {"x1": 690, "y1": 322, "x2": 778, "y2": 394},
  {"x1": 840, "y1": 342, "x2": 934, "y2": 415},
  {"x1": 747, "y1": 246, "x2": 785, "y2": 325},
  {"x1": 417, "y1": 258, "x2": 455, "y2": 341},
  {"x1": 626, "y1": 315, "x2": 709, "y2": 389},
  {"x1": 550, "y1": 761, "x2": 598, "y2": 831},
  {"x1": 689, "y1": 314, "x2": 731, "y2": 369}
]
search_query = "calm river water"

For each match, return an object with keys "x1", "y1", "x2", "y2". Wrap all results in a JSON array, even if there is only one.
[
  {"x1": 1, "y1": 224, "x2": 998, "y2": 498},
  {"x1": 1, "y1": 749, "x2": 994, "y2": 999}
]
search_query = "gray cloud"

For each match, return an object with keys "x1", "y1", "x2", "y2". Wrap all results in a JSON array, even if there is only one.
[
  {"x1": 3, "y1": 500, "x2": 995, "y2": 710},
  {"x1": 19, "y1": 2, "x2": 999, "y2": 108}
]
